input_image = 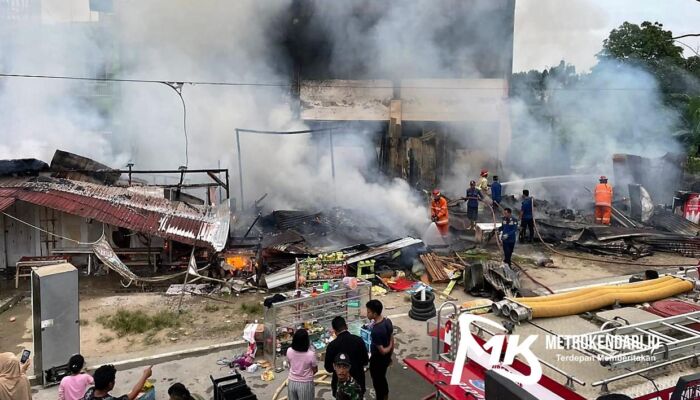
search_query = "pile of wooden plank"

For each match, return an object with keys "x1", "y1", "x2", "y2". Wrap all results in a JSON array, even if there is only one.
[{"x1": 420, "y1": 253, "x2": 465, "y2": 283}]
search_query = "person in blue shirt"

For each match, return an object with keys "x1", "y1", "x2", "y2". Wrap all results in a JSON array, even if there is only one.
[
  {"x1": 463, "y1": 180, "x2": 483, "y2": 230},
  {"x1": 498, "y1": 208, "x2": 518, "y2": 266},
  {"x1": 491, "y1": 175, "x2": 502, "y2": 209},
  {"x1": 520, "y1": 189, "x2": 534, "y2": 243}
]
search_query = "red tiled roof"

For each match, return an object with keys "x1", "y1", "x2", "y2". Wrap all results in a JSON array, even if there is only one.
[{"x1": 0, "y1": 177, "x2": 229, "y2": 251}]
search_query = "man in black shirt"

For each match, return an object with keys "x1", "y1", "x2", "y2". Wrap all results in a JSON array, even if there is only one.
[
  {"x1": 324, "y1": 316, "x2": 369, "y2": 398},
  {"x1": 366, "y1": 299, "x2": 394, "y2": 400}
]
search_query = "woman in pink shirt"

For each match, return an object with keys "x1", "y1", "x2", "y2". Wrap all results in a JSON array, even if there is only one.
[
  {"x1": 285, "y1": 329, "x2": 317, "y2": 400},
  {"x1": 59, "y1": 355, "x2": 93, "y2": 400}
]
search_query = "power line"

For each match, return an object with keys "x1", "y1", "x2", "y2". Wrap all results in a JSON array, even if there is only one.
[
  {"x1": 0, "y1": 72, "x2": 668, "y2": 91},
  {"x1": 674, "y1": 39, "x2": 700, "y2": 57},
  {"x1": 0, "y1": 72, "x2": 286, "y2": 88},
  {"x1": 673, "y1": 33, "x2": 700, "y2": 40},
  {"x1": 2, "y1": 211, "x2": 102, "y2": 246}
]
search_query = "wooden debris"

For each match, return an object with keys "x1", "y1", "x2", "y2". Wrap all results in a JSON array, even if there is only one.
[{"x1": 419, "y1": 253, "x2": 450, "y2": 282}]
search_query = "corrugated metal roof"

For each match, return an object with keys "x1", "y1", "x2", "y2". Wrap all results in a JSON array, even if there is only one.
[
  {"x1": 0, "y1": 177, "x2": 229, "y2": 251},
  {"x1": 345, "y1": 237, "x2": 423, "y2": 264},
  {"x1": 0, "y1": 192, "x2": 17, "y2": 211},
  {"x1": 650, "y1": 210, "x2": 700, "y2": 237},
  {"x1": 264, "y1": 264, "x2": 296, "y2": 289}
]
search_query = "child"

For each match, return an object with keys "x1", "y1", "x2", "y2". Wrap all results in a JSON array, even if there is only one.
[{"x1": 59, "y1": 354, "x2": 94, "y2": 400}]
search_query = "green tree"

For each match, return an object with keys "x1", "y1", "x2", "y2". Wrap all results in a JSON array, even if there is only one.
[
  {"x1": 596, "y1": 21, "x2": 697, "y2": 96},
  {"x1": 674, "y1": 95, "x2": 700, "y2": 156},
  {"x1": 598, "y1": 21, "x2": 684, "y2": 64},
  {"x1": 597, "y1": 21, "x2": 700, "y2": 155},
  {"x1": 511, "y1": 60, "x2": 580, "y2": 106}
]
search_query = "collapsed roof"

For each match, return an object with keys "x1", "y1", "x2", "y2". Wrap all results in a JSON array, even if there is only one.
[
  {"x1": 0, "y1": 176, "x2": 229, "y2": 251},
  {"x1": 0, "y1": 159, "x2": 49, "y2": 176}
]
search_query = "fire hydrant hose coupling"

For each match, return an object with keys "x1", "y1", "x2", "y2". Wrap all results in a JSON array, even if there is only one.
[
  {"x1": 492, "y1": 300, "x2": 510, "y2": 316},
  {"x1": 509, "y1": 306, "x2": 531, "y2": 323}
]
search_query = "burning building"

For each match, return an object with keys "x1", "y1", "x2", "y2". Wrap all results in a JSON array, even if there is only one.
[{"x1": 282, "y1": 0, "x2": 516, "y2": 190}]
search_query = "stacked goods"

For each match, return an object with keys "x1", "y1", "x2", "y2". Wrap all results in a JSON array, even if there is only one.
[
  {"x1": 297, "y1": 253, "x2": 347, "y2": 285},
  {"x1": 275, "y1": 321, "x2": 331, "y2": 355}
]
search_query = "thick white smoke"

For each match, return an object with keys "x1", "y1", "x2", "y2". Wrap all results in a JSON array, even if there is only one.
[
  {"x1": 0, "y1": 1, "x2": 431, "y2": 235},
  {"x1": 506, "y1": 61, "x2": 684, "y2": 208},
  {"x1": 0, "y1": 0, "x2": 690, "y2": 228},
  {"x1": 0, "y1": 18, "x2": 127, "y2": 164}
]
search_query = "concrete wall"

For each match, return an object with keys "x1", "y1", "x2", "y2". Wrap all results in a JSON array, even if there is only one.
[{"x1": 301, "y1": 78, "x2": 508, "y2": 122}]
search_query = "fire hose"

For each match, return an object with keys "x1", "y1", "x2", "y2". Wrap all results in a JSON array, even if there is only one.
[
  {"x1": 452, "y1": 195, "x2": 555, "y2": 294},
  {"x1": 494, "y1": 275, "x2": 694, "y2": 321},
  {"x1": 530, "y1": 197, "x2": 699, "y2": 267},
  {"x1": 451, "y1": 191, "x2": 697, "y2": 322}
]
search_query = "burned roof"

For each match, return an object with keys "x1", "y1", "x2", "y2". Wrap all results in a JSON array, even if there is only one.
[
  {"x1": 0, "y1": 176, "x2": 229, "y2": 251},
  {"x1": 0, "y1": 159, "x2": 49, "y2": 177},
  {"x1": 50, "y1": 149, "x2": 121, "y2": 185}
]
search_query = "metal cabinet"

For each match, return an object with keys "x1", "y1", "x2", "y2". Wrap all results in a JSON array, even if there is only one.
[{"x1": 31, "y1": 263, "x2": 80, "y2": 385}]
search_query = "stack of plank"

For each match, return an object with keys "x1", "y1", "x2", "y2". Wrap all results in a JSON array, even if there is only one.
[{"x1": 420, "y1": 253, "x2": 465, "y2": 283}]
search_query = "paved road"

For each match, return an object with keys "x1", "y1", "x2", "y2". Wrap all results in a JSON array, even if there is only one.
[{"x1": 32, "y1": 308, "x2": 440, "y2": 400}]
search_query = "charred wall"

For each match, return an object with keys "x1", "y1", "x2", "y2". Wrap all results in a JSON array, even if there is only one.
[{"x1": 280, "y1": 0, "x2": 516, "y2": 82}]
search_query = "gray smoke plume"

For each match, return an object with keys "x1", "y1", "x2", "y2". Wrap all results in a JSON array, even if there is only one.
[
  {"x1": 505, "y1": 61, "x2": 685, "y2": 208},
  {"x1": 0, "y1": 17, "x2": 126, "y2": 164},
  {"x1": 0, "y1": 0, "x2": 689, "y2": 228},
  {"x1": 0, "y1": 1, "x2": 434, "y2": 235}
]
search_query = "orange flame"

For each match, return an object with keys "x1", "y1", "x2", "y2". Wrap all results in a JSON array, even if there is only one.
[{"x1": 225, "y1": 256, "x2": 249, "y2": 271}]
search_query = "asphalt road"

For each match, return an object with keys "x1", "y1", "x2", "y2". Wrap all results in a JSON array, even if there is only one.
[{"x1": 31, "y1": 305, "x2": 442, "y2": 400}]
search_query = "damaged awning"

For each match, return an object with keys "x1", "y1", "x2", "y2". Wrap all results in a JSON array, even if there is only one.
[
  {"x1": 0, "y1": 177, "x2": 229, "y2": 251},
  {"x1": 344, "y1": 237, "x2": 423, "y2": 264}
]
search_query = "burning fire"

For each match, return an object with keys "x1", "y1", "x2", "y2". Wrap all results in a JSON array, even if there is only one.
[{"x1": 225, "y1": 256, "x2": 249, "y2": 271}]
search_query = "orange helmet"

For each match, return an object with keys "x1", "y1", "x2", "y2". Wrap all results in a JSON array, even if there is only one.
[
  {"x1": 480, "y1": 169, "x2": 488, "y2": 177},
  {"x1": 432, "y1": 189, "x2": 441, "y2": 196}
]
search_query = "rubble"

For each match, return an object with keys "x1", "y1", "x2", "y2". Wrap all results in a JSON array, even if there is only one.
[
  {"x1": 418, "y1": 253, "x2": 464, "y2": 283},
  {"x1": 567, "y1": 226, "x2": 700, "y2": 258}
]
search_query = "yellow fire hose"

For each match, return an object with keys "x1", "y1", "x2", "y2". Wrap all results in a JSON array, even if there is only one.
[
  {"x1": 507, "y1": 276, "x2": 693, "y2": 319},
  {"x1": 513, "y1": 275, "x2": 677, "y2": 304}
]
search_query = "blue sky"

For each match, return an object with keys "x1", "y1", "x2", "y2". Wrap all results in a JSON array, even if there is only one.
[{"x1": 514, "y1": 0, "x2": 700, "y2": 72}]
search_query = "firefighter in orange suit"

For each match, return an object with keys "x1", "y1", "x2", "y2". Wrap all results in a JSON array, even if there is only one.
[
  {"x1": 594, "y1": 176, "x2": 613, "y2": 225},
  {"x1": 431, "y1": 189, "x2": 449, "y2": 236}
]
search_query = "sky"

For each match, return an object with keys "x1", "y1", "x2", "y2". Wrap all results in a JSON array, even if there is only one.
[{"x1": 514, "y1": 0, "x2": 700, "y2": 72}]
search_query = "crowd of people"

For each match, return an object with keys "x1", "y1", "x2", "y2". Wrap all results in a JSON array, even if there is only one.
[
  {"x1": 429, "y1": 169, "x2": 537, "y2": 266},
  {"x1": 431, "y1": 170, "x2": 614, "y2": 269},
  {"x1": 287, "y1": 299, "x2": 394, "y2": 400},
  {"x1": 0, "y1": 350, "x2": 190, "y2": 400},
  {"x1": 0, "y1": 299, "x2": 394, "y2": 400}
]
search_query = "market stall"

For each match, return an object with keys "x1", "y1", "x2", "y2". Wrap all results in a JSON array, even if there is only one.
[
  {"x1": 263, "y1": 279, "x2": 372, "y2": 368},
  {"x1": 295, "y1": 253, "x2": 347, "y2": 288}
]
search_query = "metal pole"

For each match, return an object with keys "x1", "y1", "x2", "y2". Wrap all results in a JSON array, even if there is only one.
[
  {"x1": 225, "y1": 170, "x2": 230, "y2": 200},
  {"x1": 235, "y1": 129, "x2": 245, "y2": 211},
  {"x1": 217, "y1": 160, "x2": 222, "y2": 203},
  {"x1": 242, "y1": 212, "x2": 262, "y2": 240}
]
